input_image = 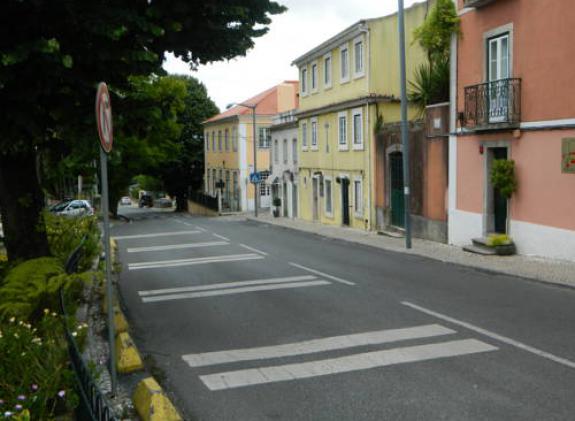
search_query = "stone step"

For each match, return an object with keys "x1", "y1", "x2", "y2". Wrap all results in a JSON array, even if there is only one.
[
  {"x1": 472, "y1": 237, "x2": 490, "y2": 247},
  {"x1": 378, "y1": 229, "x2": 405, "y2": 238},
  {"x1": 463, "y1": 244, "x2": 498, "y2": 256}
]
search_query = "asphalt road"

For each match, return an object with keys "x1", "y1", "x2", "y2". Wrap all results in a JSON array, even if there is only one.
[{"x1": 113, "y1": 207, "x2": 575, "y2": 421}]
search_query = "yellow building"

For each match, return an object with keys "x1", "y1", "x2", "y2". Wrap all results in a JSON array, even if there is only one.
[
  {"x1": 293, "y1": 1, "x2": 429, "y2": 229},
  {"x1": 203, "y1": 82, "x2": 298, "y2": 211}
]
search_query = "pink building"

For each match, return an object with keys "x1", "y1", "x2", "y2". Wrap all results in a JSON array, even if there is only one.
[{"x1": 449, "y1": 0, "x2": 575, "y2": 260}]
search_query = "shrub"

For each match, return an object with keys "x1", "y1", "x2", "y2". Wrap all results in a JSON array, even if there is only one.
[
  {"x1": 491, "y1": 159, "x2": 518, "y2": 199},
  {"x1": 44, "y1": 213, "x2": 100, "y2": 271},
  {"x1": 272, "y1": 197, "x2": 282, "y2": 207},
  {"x1": 0, "y1": 312, "x2": 81, "y2": 419},
  {"x1": 0, "y1": 258, "x2": 91, "y2": 322},
  {"x1": 486, "y1": 233, "x2": 513, "y2": 247}
]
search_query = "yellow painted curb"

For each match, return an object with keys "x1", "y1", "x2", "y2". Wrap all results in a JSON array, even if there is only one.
[
  {"x1": 113, "y1": 306, "x2": 129, "y2": 334},
  {"x1": 133, "y1": 377, "x2": 182, "y2": 421},
  {"x1": 115, "y1": 332, "x2": 144, "y2": 374}
]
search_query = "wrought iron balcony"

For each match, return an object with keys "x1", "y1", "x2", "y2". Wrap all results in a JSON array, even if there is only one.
[
  {"x1": 462, "y1": 78, "x2": 521, "y2": 131},
  {"x1": 464, "y1": 0, "x2": 497, "y2": 8}
]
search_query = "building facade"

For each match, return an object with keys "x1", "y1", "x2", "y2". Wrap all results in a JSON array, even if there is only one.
[
  {"x1": 203, "y1": 82, "x2": 298, "y2": 212},
  {"x1": 293, "y1": 2, "x2": 428, "y2": 231},
  {"x1": 268, "y1": 110, "x2": 299, "y2": 218},
  {"x1": 449, "y1": 0, "x2": 575, "y2": 260}
]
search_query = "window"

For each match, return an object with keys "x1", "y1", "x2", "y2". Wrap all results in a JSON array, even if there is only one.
[
  {"x1": 224, "y1": 129, "x2": 229, "y2": 151},
  {"x1": 311, "y1": 119, "x2": 318, "y2": 148},
  {"x1": 324, "y1": 54, "x2": 332, "y2": 88},
  {"x1": 340, "y1": 45, "x2": 349, "y2": 82},
  {"x1": 206, "y1": 170, "x2": 210, "y2": 193},
  {"x1": 354, "y1": 38, "x2": 364, "y2": 77},
  {"x1": 232, "y1": 127, "x2": 238, "y2": 151},
  {"x1": 338, "y1": 112, "x2": 347, "y2": 150},
  {"x1": 260, "y1": 171, "x2": 270, "y2": 196},
  {"x1": 302, "y1": 122, "x2": 308, "y2": 150},
  {"x1": 352, "y1": 108, "x2": 363, "y2": 149},
  {"x1": 218, "y1": 130, "x2": 222, "y2": 151},
  {"x1": 324, "y1": 178, "x2": 333, "y2": 216},
  {"x1": 258, "y1": 127, "x2": 271, "y2": 148},
  {"x1": 205, "y1": 132, "x2": 209, "y2": 151},
  {"x1": 301, "y1": 68, "x2": 307, "y2": 94},
  {"x1": 283, "y1": 139, "x2": 288, "y2": 164},
  {"x1": 274, "y1": 139, "x2": 279, "y2": 164},
  {"x1": 354, "y1": 178, "x2": 363, "y2": 216},
  {"x1": 311, "y1": 62, "x2": 318, "y2": 91},
  {"x1": 212, "y1": 169, "x2": 217, "y2": 194},
  {"x1": 292, "y1": 138, "x2": 298, "y2": 163},
  {"x1": 212, "y1": 132, "x2": 216, "y2": 151}
]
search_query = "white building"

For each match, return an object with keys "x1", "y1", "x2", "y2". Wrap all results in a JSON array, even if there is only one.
[{"x1": 268, "y1": 109, "x2": 299, "y2": 218}]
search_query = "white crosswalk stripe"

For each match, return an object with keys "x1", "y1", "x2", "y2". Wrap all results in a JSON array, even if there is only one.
[
  {"x1": 199, "y1": 339, "x2": 498, "y2": 391},
  {"x1": 127, "y1": 241, "x2": 229, "y2": 253},
  {"x1": 114, "y1": 230, "x2": 201, "y2": 240},
  {"x1": 128, "y1": 253, "x2": 263, "y2": 270}
]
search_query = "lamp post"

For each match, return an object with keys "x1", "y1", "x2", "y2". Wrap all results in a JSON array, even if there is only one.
[
  {"x1": 397, "y1": 0, "x2": 412, "y2": 249},
  {"x1": 228, "y1": 102, "x2": 259, "y2": 217}
]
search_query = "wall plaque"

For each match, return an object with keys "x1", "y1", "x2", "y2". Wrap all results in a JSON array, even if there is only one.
[{"x1": 562, "y1": 138, "x2": 575, "y2": 173}]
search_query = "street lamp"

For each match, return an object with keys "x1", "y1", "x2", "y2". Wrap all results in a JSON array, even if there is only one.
[{"x1": 227, "y1": 102, "x2": 259, "y2": 217}]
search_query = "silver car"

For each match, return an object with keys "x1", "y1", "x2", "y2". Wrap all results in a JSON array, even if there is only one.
[{"x1": 50, "y1": 200, "x2": 94, "y2": 217}]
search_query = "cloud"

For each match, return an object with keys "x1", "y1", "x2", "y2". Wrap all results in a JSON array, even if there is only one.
[{"x1": 163, "y1": 0, "x2": 422, "y2": 111}]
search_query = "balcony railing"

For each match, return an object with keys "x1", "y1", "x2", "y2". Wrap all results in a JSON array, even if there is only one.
[
  {"x1": 464, "y1": 0, "x2": 497, "y2": 8},
  {"x1": 463, "y1": 78, "x2": 521, "y2": 131}
]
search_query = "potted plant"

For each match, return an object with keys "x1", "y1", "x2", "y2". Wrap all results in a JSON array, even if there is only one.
[{"x1": 272, "y1": 197, "x2": 281, "y2": 217}]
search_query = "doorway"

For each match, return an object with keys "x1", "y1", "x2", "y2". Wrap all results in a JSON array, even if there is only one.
[
  {"x1": 312, "y1": 177, "x2": 319, "y2": 221},
  {"x1": 486, "y1": 147, "x2": 508, "y2": 234},
  {"x1": 341, "y1": 177, "x2": 350, "y2": 226},
  {"x1": 283, "y1": 182, "x2": 288, "y2": 217},
  {"x1": 292, "y1": 184, "x2": 298, "y2": 218},
  {"x1": 389, "y1": 151, "x2": 405, "y2": 228}
]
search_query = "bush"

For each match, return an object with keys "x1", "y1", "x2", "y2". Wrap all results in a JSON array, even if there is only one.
[
  {"x1": 44, "y1": 213, "x2": 100, "y2": 271},
  {"x1": 491, "y1": 159, "x2": 518, "y2": 199},
  {"x1": 0, "y1": 312, "x2": 82, "y2": 419},
  {"x1": 0, "y1": 258, "x2": 91, "y2": 322},
  {"x1": 486, "y1": 233, "x2": 513, "y2": 247},
  {"x1": 272, "y1": 197, "x2": 282, "y2": 207}
]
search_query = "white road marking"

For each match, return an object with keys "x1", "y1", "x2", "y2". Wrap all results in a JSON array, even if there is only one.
[
  {"x1": 199, "y1": 339, "x2": 497, "y2": 391},
  {"x1": 183, "y1": 324, "x2": 455, "y2": 367},
  {"x1": 113, "y1": 231, "x2": 200, "y2": 240},
  {"x1": 128, "y1": 254, "x2": 263, "y2": 270},
  {"x1": 195, "y1": 226, "x2": 207, "y2": 232},
  {"x1": 213, "y1": 234, "x2": 230, "y2": 241},
  {"x1": 288, "y1": 262, "x2": 355, "y2": 286},
  {"x1": 141, "y1": 280, "x2": 330, "y2": 303},
  {"x1": 239, "y1": 244, "x2": 268, "y2": 256},
  {"x1": 402, "y1": 301, "x2": 575, "y2": 369},
  {"x1": 139, "y1": 275, "x2": 317, "y2": 297},
  {"x1": 127, "y1": 241, "x2": 228, "y2": 253}
]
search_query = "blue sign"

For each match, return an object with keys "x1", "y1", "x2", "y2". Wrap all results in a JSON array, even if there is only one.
[{"x1": 249, "y1": 172, "x2": 262, "y2": 184}]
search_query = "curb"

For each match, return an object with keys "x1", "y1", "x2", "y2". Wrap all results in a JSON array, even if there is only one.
[
  {"x1": 115, "y1": 331, "x2": 144, "y2": 374},
  {"x1": 133, "y1": 377, "x2": 182, "y2": 421}
]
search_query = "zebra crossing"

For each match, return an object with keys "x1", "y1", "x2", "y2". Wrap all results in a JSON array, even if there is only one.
[{"x1": 182, "y1": 323, "x2": 498, "y2": 391}]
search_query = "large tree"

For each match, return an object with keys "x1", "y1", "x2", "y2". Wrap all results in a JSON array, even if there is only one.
[{"x1": 0, "y1": 0, "x2": 285, "y2": 261}]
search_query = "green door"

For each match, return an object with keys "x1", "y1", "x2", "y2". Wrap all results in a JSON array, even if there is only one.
[{"x1": 390, "y1": 152, "x2": 405, "y2": 228}]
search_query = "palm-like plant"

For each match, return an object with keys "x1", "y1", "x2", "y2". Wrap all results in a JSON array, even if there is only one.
[{"x1": 408, "y1": 58, "x2": 449, "y2": 112}]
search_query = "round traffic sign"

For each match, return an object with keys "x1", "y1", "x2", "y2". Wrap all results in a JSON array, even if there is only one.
[{"x1": 96, "y1": 82, "x2": 113, "y2": 153}]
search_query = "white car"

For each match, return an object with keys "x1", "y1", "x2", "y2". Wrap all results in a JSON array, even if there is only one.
[
  {"x1": 50, "y1": 200, "x2": 94, "y2": 217},
  {"x1": 120, "y1": 196, "x2": 132, "y2": 206}
]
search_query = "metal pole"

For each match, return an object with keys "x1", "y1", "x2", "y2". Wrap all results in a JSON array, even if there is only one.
[
  {"x1": 398, "y1": 0, "x2": 412, "y2": 249},
  {"x1": 99, "y1": 148, "x2": 117, "y2": 395},
  {"x1": 252, "y1": 106, "x2": 259, "y2": 217}
]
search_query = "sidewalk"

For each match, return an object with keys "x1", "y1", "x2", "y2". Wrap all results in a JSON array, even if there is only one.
[{"x1": 241, "y1": 214, "x2": 575, "y2": 289}]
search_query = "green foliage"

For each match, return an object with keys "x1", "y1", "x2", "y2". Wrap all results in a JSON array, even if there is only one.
[
  {"x1": 486, "y1": 233, "x2": 513, "y2": 247},
  {"x1": 0, "y1": 258, "x2": 91, "y2": 322},
  {"x1": 133, "y1": 175, "x2": 164, "y2": 193},
  {"x1": 413, "y1": 0, "x2": 460, "y2": 65},
  {"x1": 44, "y1": 213, "x2": 100, "y2": 271},
  {"x1": 491, "y1": 159, "x2": 518, "y2": 199},
  {"x1": 0, "y1": 312, "x2": 81, "y2": 419},
  {"x1": 273, "y1": 197, "x2": 282, "y2": 207},
  {"x1": 408, "y1": 59, "x2": 450, "y2": 111}
]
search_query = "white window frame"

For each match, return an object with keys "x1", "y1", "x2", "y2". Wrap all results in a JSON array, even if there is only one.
[
  {"x1": 324, "y1": 176, "x2": 333, "y2": 217},
  {"x1": 301, "y1": 67, "x2": 308, "y2": 96},
  {"x1": 232, "y1": 126, "x2": 238, "y2": 151},
  {"x1": 211, "y1": 131, "x2": 216, "y2": 151},
  {"x1": 310, "y1": 117, "x2": 318, "y2": 150},
  {"x1": 283, "y1": 138, "x2": 288, "y2": 164},
  {"x1": 205, "y1": 132, "x2": 209, "y2": 151},
  {"x1": 274, "y1": 138, "x2": 279, "y2": 164},
  {"x1": 301, "y1": 121, "x2": 308, "y2": 151},
  {"x1": 323, "y1": 53, "x2": 332, "y2": 89},
  {"x1": 292, "y1": 138, "x2": 298, "y2": 164},
  {"x1": 340, "y1": 43, "x2": 350, "y2": 84},
  {"x1": 353, "y1": 36, "x2": 365, "y2": 78},
  {"x1": 351, "y1": 107, "x2": 364, "y2": 150},
  {"x1": 337, "y1": 111, "x2": 348, "y2": 151},
  {"x1": 224, "y1": 128, "x2": 229, "y2": 151},
  {"x1": 311, "y1": 61, "x2": 318, "y2": 93},
  {"x1": 353, "y1": 176, "x2": 363, "y2": 218},
  {"x1": 218, "y1": 130, "x2": 222, "y2": 151}
]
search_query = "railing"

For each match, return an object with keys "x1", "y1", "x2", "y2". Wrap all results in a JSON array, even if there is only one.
[
  {"x1": 190, "y1": 190, "x2": 219, "y2": 211},
  {"x1": 464, "y1": 0, "x2": 497, "y2": 7},
  {"x1": 463, "y1": 78, "x2": 521, "y2": 130},
  {"x1": 60, "y1": 241, "x2": 119, "y2": 421}
]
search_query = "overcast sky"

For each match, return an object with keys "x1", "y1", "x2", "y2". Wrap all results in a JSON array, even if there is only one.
[{"x1": 163, "y1": 0, "x2": 422, "y2": 112}]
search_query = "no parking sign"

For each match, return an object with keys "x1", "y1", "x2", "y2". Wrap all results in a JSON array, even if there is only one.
[{"x1": 96, "y1": 82, "x2": 113, "y2": 153}]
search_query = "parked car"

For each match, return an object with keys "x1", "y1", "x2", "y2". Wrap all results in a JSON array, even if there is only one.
[
  {"x1": 155, "y1": 197, "x2": 173, "y2": 208},
  {"x1": 138, "y1": 194, "x2": 153, "y2": 208},
  {"x1": 120, "y1": 196, "x2": 132, "y2": 206},
  {"x1": 50, "y1": 200, "x2": 94, "y2": 217}
]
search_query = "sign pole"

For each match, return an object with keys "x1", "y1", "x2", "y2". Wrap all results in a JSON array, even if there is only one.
[
  {"x1": 96, "y1": 82, "x2": 117, "y2": 396},
  {"x1": 100, "y1": 148, "x2": 117, "y2": 396}
]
